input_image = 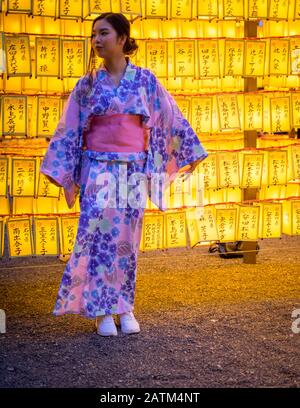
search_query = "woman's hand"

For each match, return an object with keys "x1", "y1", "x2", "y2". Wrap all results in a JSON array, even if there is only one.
[{"x1": 179, "y1": 160, "x2": 201, "y2": 182}]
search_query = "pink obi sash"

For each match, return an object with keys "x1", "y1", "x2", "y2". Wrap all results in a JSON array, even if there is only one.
[{"x1": 83, "y1": 113, "x2": 148, "y2": 152}]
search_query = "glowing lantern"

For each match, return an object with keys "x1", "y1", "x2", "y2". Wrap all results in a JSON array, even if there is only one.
[
  {"x1": 140, "y1": 213, "x2": 164, "y2": 251},
  {"x1": 259, "y1": 202, "x2": 282, "y2": 238},
  {"x1": 11, "y1": 158, "x2": 36, "y2": 197},
  {"x1": 7, "y1": 217, "x2": 33, "y2": 257},
  {"x1": 60, "y1": 216, "x2": 79, "y2": 255},
  {"x1": 237, "y1": 205, "x2": 260, "y2": 241},
  {"x1": 282, "y1": 200, "x2": 300, "y2": 235},
  {"x1": 216, "y1": 207, "x2": 237, "y2": 242},
  {"x1": 34, "y1": 217, "x2": 59, "y2": 255},
  {"x1": 145, "y1": 41, "x2": 168, "y2": 77},
  {"x1": 165, "y1": 211, "x2": 187, "y2": 248}
]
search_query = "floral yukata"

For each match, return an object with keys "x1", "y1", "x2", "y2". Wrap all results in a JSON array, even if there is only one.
[{"x1": 40, "y1": 56, "x2": 208, "y2": 318}]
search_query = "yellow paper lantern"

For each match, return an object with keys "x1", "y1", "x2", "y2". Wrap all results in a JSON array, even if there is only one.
[
  {"x1": 140, "y1": 213, "x2": 164, "y2": 251},
  {"x1": 165, "y1": 211, "x2": 187, "y2": 248},
  {"x1": 282, "y1": 199, "x2": 300, "y2": 235},
  {"x1": 259, "y1": 202, "x2": 282, "y2": 238},
  {"x1": 60, "y1": 216, "x2": 79, "y2": 255},
  {"x1": 34, "y1": 217, "x2": 59, "y2": 255},
  {"x1": 7, "y1": 217, "x2": 33, "y2": 257},
  {"x1": 237, "y1": 204, "x2": 260, "y2": 241},
  {"x1": 215, "y1": 206, "x2": 237, "y2": 242}
]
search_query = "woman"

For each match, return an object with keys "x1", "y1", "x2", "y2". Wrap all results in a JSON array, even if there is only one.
[{"x1": 40, "y1": 12, "x2": 208, "y2": 336}]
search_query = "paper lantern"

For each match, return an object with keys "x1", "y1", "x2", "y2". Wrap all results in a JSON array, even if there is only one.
[
  {"x1": 197, "y1": 206, "x2": 219, "y2": 242},
  {"x1": 282, "y1": 200, "x2": 300, "y2": 235},
  {"x1": 33, "y1": 217, "x2": 59, "y2": 256},
  {"x1": 291, "y1": 93, "x2": 300, "y2": 127},
  {"x1": 0, "y1": 157, "x2": 8, "y2": 196},
  {"x1": 165, "y1": 211, "x2": 187, "y2": 248},
  {"x1": 0, "y1": 198, "x2": 10, "y2": 215},
  {"x1": 237, "y1": 205, "x2": 260, "y2": 241},
  {"x1": 175, "y1": 97, "x2": 190, "y2": 121},
  {"x1": 12, "y1": 197, "x2": 34, "y2": 215},
  {"x1": 198, "y1": 153, "x2": 218, "y2": 189},
  {"x1": 269, "y1": 39, "x2": 289, "y2": 76},
  {"x1": 2, "y1": 96, "x2": 27, "y2": 136},
  {"x1": 6, "y1": 0, "x2": 31, "y2": 13},
  {"x1": 197, "y1": 0, "x2": 218, "y2": 19},
  {"x1": 291, "y1": 146, "x2": 300, "y2": 181},
  {"x1": 11, "y1": 158, "x2": 36, "y2": 196},
  {"x1": 59, "y1": 0, "x2": 83, "y2": 19},
  {"x1": 268, "y1": 0, "x2": 289, "y2": 20},
  {"x1": 34, "y1": 197, "x2": 58, "y2": 214},
  {"x1": 60, "y1": 216, "x2": 79, "y2": 255},
  {"x1": 174, "y1": 40, "x2": 195, "y2": 78},
  {"x1": 61, "y1": 39, "x2": 85, "y2": 78},
  {"x1": 36, "y1": 97, "x2": 60, "y2": 137},
  {"x1": 7, "y1": 217, "x2": 33, "y2": 257},
  {"x1": 185, "y1": 207, "x2": 205, "y2": 247},
  {"x1": 270, "y1": 97, "x2": 291, "y2": 132},
  {"x1": 198, "y1": 40, "x2": 220, "y2": 78},
  {"x1": 224, "y1": 40, "x2": 244, "y2": 77},
  {"x1": 215, "y1": 207, "x2": 237, "y2": 242},
  {"x1": 37, "y1": 167, "x2": 60, "y2": 198},
  {"x1": 190, "y1": 97, "x2": 212, "y2": 134},
  {"x1": 170, "y1": 0, "x2": 193, "y2": 19},
  {"x1": 244, "y1": 40, "x2": 266, "y2": 77},
  {"x1": 83, "y1": 0, "x2": 113, "y2": 19},
  {"x1": 32, "y1": 0, "x2": 56, "y2": 17},
  {"x1": 145, "y1": 41, "x2": 168, "y2": 78},
  {"x1": 140, "y1": 213, "x2": 164, "y2": 251},
  {"x1": 4, "y1": 34, "x2": 31, "y2": 77},
  {"x1": 145, "y1": 0, "x2": 167, "y2": 18},
  {"x1": 223, "y1": 0, "x2": 244, "y2": 19},
  {"x1": 259, "y1": 202, "x2": 282, "y2": 238},
  {"x1": 268, "y1": 150, "x2": 288, "y2": 185},
  {"x1": 35, "y1": 37, "x2": 60, "y2": 78},
  {"x1": 120, "y1": 0, "x2": 142, "y2": 16},
  {"x1": 290, "y1": 38, "x2": 300, "y2": 74},
  {"x1": 241, "y1": 153, "x2": 264, "y2": 188},
  {"x1": 217, "y1": 94, "x2": 241, "y2": 131},
  {"x1": 217, "y1": 151, "x2": 240, "y2": 188},
  {"x1": 244, "y1": 93, "x2": 263, "y2": 131},
  {"x1": 248, "y1": 0, "x2": 268, "y2": 19}
]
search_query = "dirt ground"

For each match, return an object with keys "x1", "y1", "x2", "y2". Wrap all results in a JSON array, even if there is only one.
[{"x1": 0, "y1": 235, "x2": 299, "y2": 388}]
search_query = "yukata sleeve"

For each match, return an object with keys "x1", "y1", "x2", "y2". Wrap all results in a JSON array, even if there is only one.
[
  {"x1": 39, "y1": 81, "x2": 83, "y2": 209},
  {"x1": 144, "y1": 76, "x2": 209, "y2": 210}
]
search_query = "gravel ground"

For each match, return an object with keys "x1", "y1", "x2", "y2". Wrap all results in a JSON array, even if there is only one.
[{"x1": 0, "y1": 235, "x2": 300, "y2": 388}]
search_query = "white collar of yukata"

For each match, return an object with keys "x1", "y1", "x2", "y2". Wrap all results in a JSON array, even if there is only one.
[{"x1": 97, "y1": 56, "x2": 136, "y2": 81}]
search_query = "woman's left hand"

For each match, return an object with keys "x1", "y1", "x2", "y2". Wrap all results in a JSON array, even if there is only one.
[{"x1": 179, "y1": 160, "x2": 201, "y2": 181}]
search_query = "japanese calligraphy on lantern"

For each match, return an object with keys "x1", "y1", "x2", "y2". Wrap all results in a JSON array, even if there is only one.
[
  {"x1": 270, "y1": 96, "x2": 291, "y2": 133},
  {"x1": 198, "y1": 40, "x2": 220, "y2": 78},
  {"x1": 268, "y1": 0, "x2": 289, "y2": 19},
  {"x1": 260, "y1": 202, "x2": 282, "y2": 238},
  {"x1": 248, "y1": 0, "x2": 268, "y2": 19},
  {"x1": 120, "y1": 0, "x2": 142, "y2": 15},
  {"x1": 244, "y1": 40, "x2": 266, "y2": 77},
  {"x1": 294, "y1": 0, "x2": 300, "y2": 19},
  {"x1": 185, "y1": 208, "x2": 201, "y2": 247},
  {"x1": 197, "y1": 0, "x2": 218, "y2": 18},
  {"x1": 60, "y1": 216, "x2": 79, "y2": 255},
  {"x1": 145, "y1": 0, "x2": 168, "y2": 17},
  {"x1": 198, "y1": 153, "x2": 218, "y2": 189},
  {"x1": 291, "y1": 201, "x2": 300, "y2": 235},
  {"x1": 223, "y1": 0, "x2": 244, "y2": 18},
  {"x1": 165, "y1": 212, "x2": 187, "y2": 248},
  {"x1": 218, "y1": 152, "x2": 240, "y2": 188},
  {"x1": 34, "y1": 217, "x2": 59, "y2": 256},
  {"x1": 197, "y1": 206, "x2": 219, "y2": 242},
  {"x1": 7, "y1": 0, "x2": 32, "y2": 12},
  {"x1": 291, "y1": 93, "x2": 300, "y2": 127},
  {"x1": 37, "y1": 171, "x2": 60, "y2": 197},
  {"x1": 244, "y1": 93, "x2": 263, "y2": 130},
  {"x1": 5, "y1": 35, "x2": 31, "y2": 77},
  {"x1": 224, "y1": 40, "x2": 244, "y2": 77},
  {"x1": 269, "y1": 39, "x2": 289, "y2": 75},
  {"x1": 37, "y1": 97, "x2": 60, "y2": 137},
  {"x1": 216, "y1": 208, "x2": 237, "y2": 242},
  {"x1": 291, "y1": 146, "x2": 300, "y2": 180},
  {"x1": 0, "y1": 158, "x2": 8, "y2": 196},
  {"x1": 2, "y1": 96, "x2": 27, "y2": 136},
  {"x1": 33, "y1": 0, "x2": 56, "y2": 17},
  {"x1": 190, "y1": 97, "x2": 212, "y2": 134},
  {"x1": 35, "y1": 37, "x2": 60, "y2": 77},
  {"x1": 11, "y1": 159, "x2": 36, "y2": 196},
  {"x1": 268, "y1": 150, "x2": 288, "y2": 185},
  {"x1": 171, "y1": 0, "x2": 193, "y2": 19},
  {"x1": 217, "y1": 94, "x2": 241, "y2": 131},
  {"x1": 290, "y1": 38, "x2": 300, "y2": 74},
  {"x1": 237, "y1": 205, "x2": 260, "y2": 241},
  {"x1": 61, "y1": 39, "x2": 85, "y2": 78},
  {"x1": 174, "y1": 41, "x2": 195, "y2": 77},
  {"x1": 7, "y1": 218, "x2": 33, "y2": 257},
  {"x1": 59, "y1": 0, "x2": 83, "y2": 18},
  {"x1": 141, "y1": 214, "x2": 164, "y2": 250},
  {"x1": 241, "y1": 153, "x2": 264, "y2": 188},
  {"x1": 175, "y1": 97, "x2": 190, "y2": 121},
  {"x1": 145, "y1": 41, "x2": 168, "y2": 77}
]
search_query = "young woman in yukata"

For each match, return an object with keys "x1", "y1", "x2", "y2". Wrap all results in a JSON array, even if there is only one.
[{"x1": 40, "y1": 12, "x2": 208, "y2": 337}]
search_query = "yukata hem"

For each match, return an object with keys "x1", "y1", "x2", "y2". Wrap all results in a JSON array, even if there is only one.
[{"x1": 52, "y1": 308, "x2": 134, "y2": 319}]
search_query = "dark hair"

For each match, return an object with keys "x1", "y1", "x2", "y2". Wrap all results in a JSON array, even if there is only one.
[{"x1": 87, "y1": 12, "x2": 138, "y2": 78}]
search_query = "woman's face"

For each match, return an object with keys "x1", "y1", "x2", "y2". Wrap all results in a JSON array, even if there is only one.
[{"x1": 91, "y1": 18, "x2": 126, "y2": 59}]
